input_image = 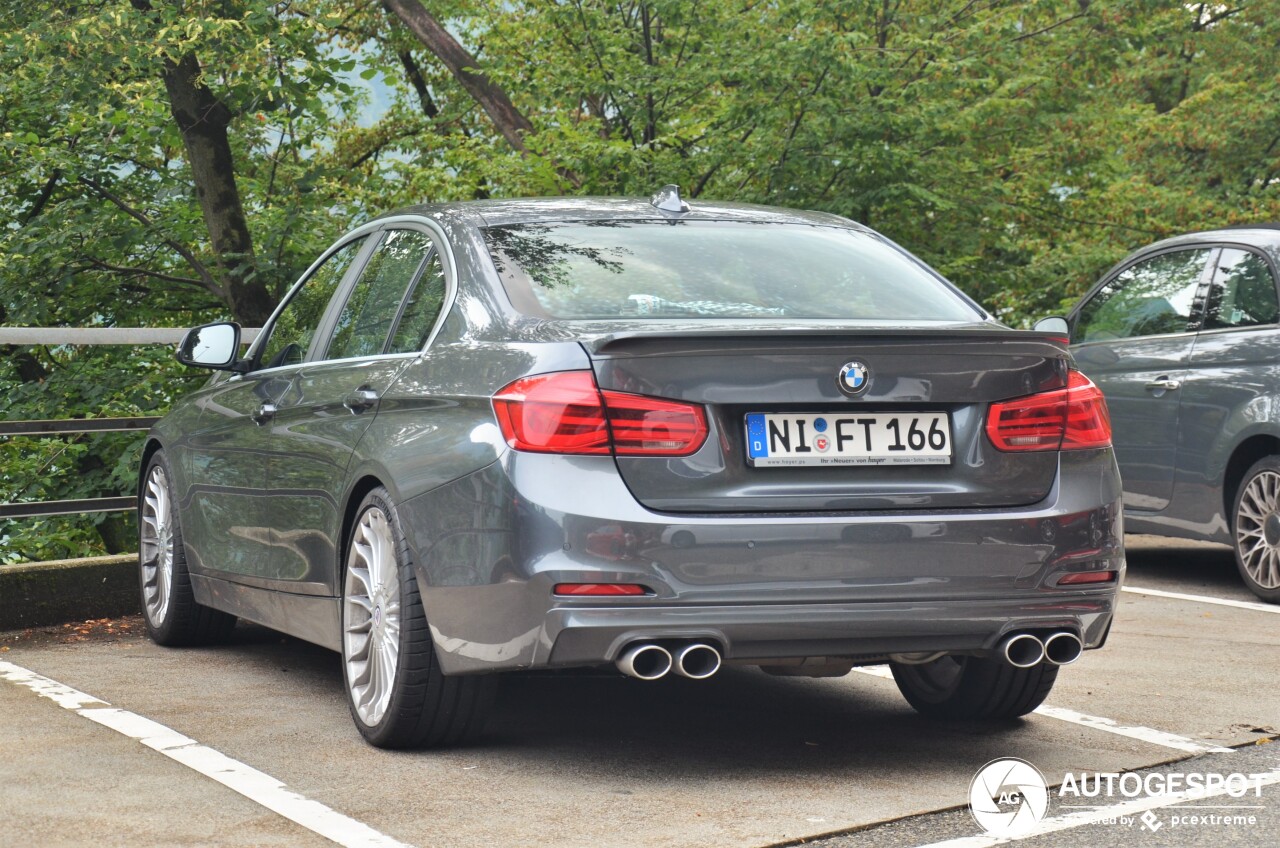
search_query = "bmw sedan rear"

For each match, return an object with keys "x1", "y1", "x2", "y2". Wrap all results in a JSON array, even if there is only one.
[{"x1": 142, "y1": 189, "x2": 1123, "y2": 748}]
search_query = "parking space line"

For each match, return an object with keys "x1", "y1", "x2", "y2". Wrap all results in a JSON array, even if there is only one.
[
  {"x1": 850, "y1": 666, "x2": 1231, "y2": 754},
  {"x1": 1121, "y1": 585, "x2": 1280, "y2": 613},
  {"x1": 911, "y1": 764, "x2": 1280, "y2": 848},
  {"x1": 0, "y1": 660, "x2": 412, "y2": 848},
  {"x1": 1032, "y1": 706, "x2": 1233, "y2": 754}
]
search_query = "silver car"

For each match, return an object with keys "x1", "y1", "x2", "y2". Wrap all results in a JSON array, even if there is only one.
[
  {"x1": 1065, "y1": 226, "x2": 1280, "y2": 603},
  {"x1": 140, "y1": 188, "x2": 1123, "y2": 748}
]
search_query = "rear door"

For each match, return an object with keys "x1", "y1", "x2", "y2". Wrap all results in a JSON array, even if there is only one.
[
  {"x1": 266, "y1": 226, "x2": 448, "y2": 590},
  {"x1": 1069, "y1": 247, "x2": 1215, "y2": 511}
]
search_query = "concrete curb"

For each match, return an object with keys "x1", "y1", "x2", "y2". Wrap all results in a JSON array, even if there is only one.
[{"x1": 0, "y1": 555, "x2": 140, "y2": 630}]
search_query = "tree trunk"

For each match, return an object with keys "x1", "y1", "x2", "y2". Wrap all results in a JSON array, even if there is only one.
[
  {"x1": 382, "y1": 0, "x2": 534, "y2": 152},
  {"x1": 161, "y1": 52, "x2": 274, "y2": 326}
]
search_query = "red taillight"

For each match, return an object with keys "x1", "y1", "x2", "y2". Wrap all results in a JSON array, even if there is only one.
[
  {"x1": 986, "y1": 370, "x2": 1112, "y2": 452},
  {"x1": 553, "y1": 583, "x2": 649, "y2": 596},
  {"x1": 1057, "y1": 570, "x2": 1118, "y2": 585},
  {"x1": 493, "y1": 371, "x2": 708, "y2": 457}
]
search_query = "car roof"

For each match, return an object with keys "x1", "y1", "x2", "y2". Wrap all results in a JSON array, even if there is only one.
[
  {"x1": 374, "y1": 196, "x2": 863, "y2": 230},
  {"x1": 1138, "y1": 225, "x2": 1280, "y2": 253}
]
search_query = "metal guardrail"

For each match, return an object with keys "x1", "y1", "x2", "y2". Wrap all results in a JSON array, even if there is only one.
[{"x1": 1, "y1": 327, "x2": 259, "y2": 520}]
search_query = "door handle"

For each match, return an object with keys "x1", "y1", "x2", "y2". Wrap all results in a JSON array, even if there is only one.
[
  {"x1": 1144, "y1": 379, "x2": 1181, "y2": 392},
  {"x1": 250, "y1": 403, "x2": 277, "y2": 425},
  {"x1": 344, "y1": 388, "x2": 379, "y2": 413}
]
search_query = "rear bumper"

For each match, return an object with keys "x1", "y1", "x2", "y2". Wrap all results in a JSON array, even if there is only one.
[
  {"x1": 400, "y1": 448, "x2": 1124, "y2": 674},
  {"x1": 545, "y1": 595, "x2": 1115, "y2": 666}
]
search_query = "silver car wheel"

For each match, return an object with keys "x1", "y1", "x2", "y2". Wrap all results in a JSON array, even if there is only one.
[
  {"x1": 1235, "y1": 470, "x2": 1280, "y2": 590},
  {"x1": 343, "y1": 507, "x2": 402, "y2": 727},
  {"x1": 140, "y1": 464, "x2": 174, "y2": 625}
]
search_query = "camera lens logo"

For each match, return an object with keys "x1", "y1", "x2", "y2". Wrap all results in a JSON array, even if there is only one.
[{"x1": 969, "y1": 758, "x2": 1049, "y2": 836}]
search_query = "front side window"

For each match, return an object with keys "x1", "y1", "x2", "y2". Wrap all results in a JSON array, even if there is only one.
[
  {"x1": 257, "y1": 237, "x2": 367, "y2": 370},
  {"x1": 325, "y1": 229, "x2": 434, "y2": 360},
  {"x1": 1074, "y1": 249, "x2": 1212, "y2": 343},
  {"x1": 482, "y1": 221, "x2": 981, "y2": 322},
  {"x1": 1203, "y1": 248, "x2": 1278, "y2": 330}
]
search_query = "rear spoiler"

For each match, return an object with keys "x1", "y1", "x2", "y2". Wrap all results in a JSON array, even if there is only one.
[{"x1": 584, "y1": 327, "x2": 1071, "y2": 358}]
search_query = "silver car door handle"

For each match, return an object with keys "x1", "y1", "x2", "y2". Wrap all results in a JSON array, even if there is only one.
[
  {"x1": 344, "y1": 388, "x2": 379, "y2": 413},
  {"x1": 250, "y1": 403, "x2": 277, "y2": 425},
  {"x1": 1144, "y1": 379, "x2": 1181, "y2": 392}
]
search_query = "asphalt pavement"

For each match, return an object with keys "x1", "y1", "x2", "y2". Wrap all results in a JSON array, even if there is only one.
[{"x1": 1, "y1": 534, "x2": 1276, "y2": 847}]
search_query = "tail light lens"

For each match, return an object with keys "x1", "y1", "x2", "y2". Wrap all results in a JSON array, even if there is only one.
[
  {"x1": 493, "y1": 371, "x2": 708, "y2": 457},
  {"x1": 986, "y1": 370, "x2": 1112, "y2": 452}
]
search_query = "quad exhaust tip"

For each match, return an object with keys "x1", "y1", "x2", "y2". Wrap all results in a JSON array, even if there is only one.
[
  {"x1": 1000, "y1": 633, "x2": 1046, "y2": 668},
  {"x1": 616, "y1": 642, "x2": 723, "y2": 680},
  {"x1": 673, "y1": 643, "x2": 722, "y2": 679},
  {"x1": 616, "y1": 644, "x2": 673, "y2": 680},
  {"x1": 998, "y1": 631, "x2": 1083, "y2": 667},
  {"x1": 1044, "y1": 631, "x2": 1084, "y2": 666}
]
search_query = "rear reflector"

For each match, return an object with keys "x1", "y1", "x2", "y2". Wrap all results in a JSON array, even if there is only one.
[
  {"x1": 553, "y1": 583, "x2": 649, "y2": 596},
  {"x1": 494, "y1": 371, "x2": 707, "y2": 456},
  {"x1": 1057, "y1": 570, "x2": 1118, "y2": 585},
  {"x1": 986, "y1": 370, "x2": 1112, "y2": 452}
]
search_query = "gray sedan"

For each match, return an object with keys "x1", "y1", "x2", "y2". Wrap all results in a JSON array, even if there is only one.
[{"x1": 140, "y1": 188, "x2": 1123, "y2": 748}]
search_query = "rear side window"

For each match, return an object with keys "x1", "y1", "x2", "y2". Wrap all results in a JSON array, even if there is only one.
[
  {"x1": 325, "y1": 229, "x2": 434, "y2": 360},
  {"x1": 1204, "y1": 248, "x2": 1278, "y2": 330},
  {"x1": 482, "y1": 221, "x2": 980, "y2": 321},
  {"x1": 1074, "y1": 249, "x2": 1211, "y2": 343}
]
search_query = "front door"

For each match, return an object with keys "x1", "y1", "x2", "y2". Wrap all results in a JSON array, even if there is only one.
[{"x1": 1070, "y1": 247, "x2": 1215, "y2": 511}]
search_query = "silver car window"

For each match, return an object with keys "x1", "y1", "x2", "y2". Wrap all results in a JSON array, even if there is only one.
[
  {"x1": 1075, "y1": 249, "x2": 1212, "y2": 342},
  {"x1": 1203, "y1": 248, "x2": 1279, "y2": 330}
]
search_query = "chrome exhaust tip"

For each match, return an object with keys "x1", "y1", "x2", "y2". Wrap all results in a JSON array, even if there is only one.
[
  {"x1": 1043, "y1": 631, "x2": 1084, "y2": 666},
  {"x1": 672, "y1": 643, "x2": 722, "y2": 680},
  {"x1": 1000, "y1": 633, "x2": 1046, "y2": 668},
  {"x1": 616, "y1": 644, "x2": 673, "y2": 680}
]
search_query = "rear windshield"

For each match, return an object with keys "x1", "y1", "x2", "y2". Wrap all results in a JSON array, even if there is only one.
[{"x1": 482, "y1": 220, "x2": 980, "y2": 321}]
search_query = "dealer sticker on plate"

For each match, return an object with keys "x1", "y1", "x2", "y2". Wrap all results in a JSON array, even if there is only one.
[{"x1": 745, "y1": 412, "x2": 952, "y2": 467}]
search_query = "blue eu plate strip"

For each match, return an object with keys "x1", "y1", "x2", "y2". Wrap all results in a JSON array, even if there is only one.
[{"x1": 746, "y1": 413, "x2": 768, "y2": 458}]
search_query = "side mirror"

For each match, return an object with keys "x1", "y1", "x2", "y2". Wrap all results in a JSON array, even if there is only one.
[
  {"x1": 1033, "y1": 316, "x2": 1070, "y2": 341},
  {"x1": 176, "y1": 321, "x2": 241, "y2": 370}
]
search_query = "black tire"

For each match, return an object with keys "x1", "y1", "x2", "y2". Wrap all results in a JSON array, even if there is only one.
[
  {"x1": 341, "y1": 488, "x2": 496, "y2": 749},
  {"x1": 138, "y1": 451, "x2": 236, "y2": 646},
  {"x1": 890, "y1": 655, "x2": 1058, "y2": 720},
  {"x1": 1230, "y1": 456, "x2": 1280, "y2": 604}
]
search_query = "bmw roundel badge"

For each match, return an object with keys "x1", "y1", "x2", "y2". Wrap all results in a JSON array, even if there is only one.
[{"x1": 838, "y1": 361, "x2": 871, "y2": 396}]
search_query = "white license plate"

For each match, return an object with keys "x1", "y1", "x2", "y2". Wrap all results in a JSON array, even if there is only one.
[{"x1": 745, "y1": 412, "x2": 952, "y2": 467}]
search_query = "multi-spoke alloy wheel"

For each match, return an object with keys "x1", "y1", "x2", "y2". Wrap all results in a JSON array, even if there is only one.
[
  {"x1": 137, "y1": 451, "x2": 235, "y2": 645},
  {"x1": 141, "y1": 464, "x2": 174, "y2": 626},
  {"x1": 1233, "y1": 459, "x2": 1280, "y2": 602},
  {"x1": 339, "y1": 487, "x2": 495, "y2": 749},
  {"x1": 343, "y1": 506, "x2": 402, "y2": 727}
]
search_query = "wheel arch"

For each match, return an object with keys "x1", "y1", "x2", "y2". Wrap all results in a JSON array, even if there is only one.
[
  {"x1": 1222, "y1": 433, "x2": 1280, "y2": 529},
  {"x1": 137, "y1": 437, "x2": 165, "y2": 499},
  {"x1": 337, "y1": 473, "x2": 390, "y2": 591}
]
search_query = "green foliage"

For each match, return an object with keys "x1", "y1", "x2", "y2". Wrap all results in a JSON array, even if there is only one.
[{"x1": 6, "y1": 0, "x2": 1280, "y2": 560}]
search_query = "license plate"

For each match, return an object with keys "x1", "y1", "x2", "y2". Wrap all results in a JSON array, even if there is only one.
[{"x1": 745, "y1": 412, "x2": 952, "y2": 467}]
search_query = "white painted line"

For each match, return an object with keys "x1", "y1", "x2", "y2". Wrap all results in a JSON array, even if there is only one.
[
  {"x1": 1122, "y1": 585, "x2": 1280, "y2": 613},
  {"x1": 852, "y1": 665, "x2": 1231, "y2": 753},
  {"x1": 1032, "y1": 706, "x2": 1233, "y2": 754},
  {"x1": 0, "y1": 660, "x2": 412, "y2": 848},
  {"x1": 912, "y1": 765, "x2": 1280, "y2": 848}
]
